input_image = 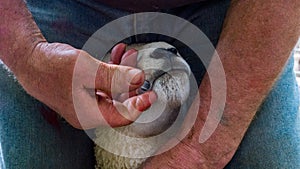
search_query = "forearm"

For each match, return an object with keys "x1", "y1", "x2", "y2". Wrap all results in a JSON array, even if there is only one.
[
  {"x1": 0, "y1": 0, "x2": 45, "y2": 75},
  {"x1": 192, "y1": 0, "x2": 300, "y2": 167}
]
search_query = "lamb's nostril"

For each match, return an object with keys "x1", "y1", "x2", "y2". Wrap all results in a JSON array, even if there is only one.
[{"x1": 166, "y1": 48, "x2": 178, "y2": 55}]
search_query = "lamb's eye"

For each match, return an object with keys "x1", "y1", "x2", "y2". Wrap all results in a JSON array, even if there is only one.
[{"x1": 166, "y1": 48, "x2": 178, "y2": 55}]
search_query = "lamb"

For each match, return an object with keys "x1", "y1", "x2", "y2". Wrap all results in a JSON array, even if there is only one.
[{"x1": 94, "y1": 42, "x2": 192, "y2": 169}]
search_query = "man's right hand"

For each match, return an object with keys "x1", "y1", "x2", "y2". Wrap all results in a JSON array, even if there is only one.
[{"x1": 15, "y1": 42, "x2": 156, "y2": 129}]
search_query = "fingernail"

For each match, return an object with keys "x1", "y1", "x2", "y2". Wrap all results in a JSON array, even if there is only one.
[
  {"x1": 96, "y1": 91, "x2": 104, "y2": 96},
  {"x1": 115, "y1": 43, "x2": 126, "y2": 50},
  {"x1": 129, "y1": 69, "x2": 144, "y2": 85},
  {"x1": 149, "y1": 91, "x2": 157, "y2": 104},
  {"x1": 120, "y1": 50, "x2": 138, "y2": 67},
  {"x1": 96, "y1": 91, "x2": 110, "y2": 100}
]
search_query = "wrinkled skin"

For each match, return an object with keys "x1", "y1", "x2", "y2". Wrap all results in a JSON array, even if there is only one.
[{"x1": 14, "y1": 42, "x2": 157, "y2": 129}]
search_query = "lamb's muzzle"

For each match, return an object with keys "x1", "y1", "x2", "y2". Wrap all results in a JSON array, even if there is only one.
[{"x1": 94, "y1": 42, "x2": 192, "y2": 169}]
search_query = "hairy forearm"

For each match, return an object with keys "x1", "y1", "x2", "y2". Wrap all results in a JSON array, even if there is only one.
[
  {"x1": 192, "y1": 0, "x2": 300, "y2": 167},
  {"x1": 0, "y1": 0, "x2": 45, "y2": 74}
]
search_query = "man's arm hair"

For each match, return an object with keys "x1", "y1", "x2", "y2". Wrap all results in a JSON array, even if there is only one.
[
  {"x1": 194, "y1": 0, "x2": 300, "y2": 167},
  {"x1": 0, "y1": 0, "x2": 46, "y2": 75}
]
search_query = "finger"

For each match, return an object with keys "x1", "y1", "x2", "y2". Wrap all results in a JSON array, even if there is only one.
[
  {"x1": 115, "y1": 90, "x2": 138, "y2": 102},
  {"x1": 120, "y1": 49, "x2": 138, "y2": 67},
  {"x1": 107, "y1": 49, "x2": 137, "y2": 99},
  {"x1": 95, "y1": 62, "x2": 145, "y2": 95},
  {"x1": 98, "y1": 91, "x2": 157, "y2": 127},
  {"x1": 77, "y1": 51, "x2": 144, "y2": 95},
  {"x1": 71, "y1": 86, "x2": 108, "y2": 129},
  {"x1": 122, "y1": 91, "x2": 157, "y2": 115},
  {"x1": 110, "y1": 43, "x2": 126, "y2": 64}
]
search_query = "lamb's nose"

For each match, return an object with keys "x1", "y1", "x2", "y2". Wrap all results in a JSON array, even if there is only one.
[
  {"x1": 150, "y1": 48, "x2": 177, "y2": 59},
  {"x1": 166, "y1": 48, "x2": 178, "y2": 55}
]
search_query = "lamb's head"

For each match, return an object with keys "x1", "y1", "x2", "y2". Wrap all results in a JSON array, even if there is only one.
[{"x1": 94, "y1": 42, "x2": 191, "y2": 169}]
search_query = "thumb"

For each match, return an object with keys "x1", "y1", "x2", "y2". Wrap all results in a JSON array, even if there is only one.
[{"x1": 95, "y1": 62, "x2": 145, "y2": 96}]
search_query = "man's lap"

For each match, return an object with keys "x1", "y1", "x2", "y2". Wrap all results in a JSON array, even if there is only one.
[
  {"x1": 0, "y1": 0, "x2": 299, "y2": 168},
  {"x1": 0, "y1": 62, "x2": 95, "y2": 168},
  {"x1": 225, "y1": 55, "x2": 300, "y2": 168}
]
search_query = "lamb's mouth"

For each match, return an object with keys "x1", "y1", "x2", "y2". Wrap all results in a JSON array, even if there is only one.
[
  {"x1": 138, "y1": 70, "x2": 167, "y2": 94},
  {"x1": 138, "y1": 67, "x2": 189, "y2": 94},
  {"x1": 136, "y1": 48, "x2": 191, "y2": 94}
]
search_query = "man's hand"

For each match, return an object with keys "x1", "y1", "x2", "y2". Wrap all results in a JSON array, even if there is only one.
[
  {"x1": 1, "y1": 0, "x2": 156, "y2": 129},
  {"x1": 14, "y1": 42, "x2": 156, "y2": 129}
]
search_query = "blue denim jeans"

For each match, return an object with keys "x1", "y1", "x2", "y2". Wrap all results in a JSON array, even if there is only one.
[{"x1": 0, "y1": 0, "x2": 299, "y2": 168}]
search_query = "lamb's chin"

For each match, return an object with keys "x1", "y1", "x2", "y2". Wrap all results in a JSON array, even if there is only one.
[
  {"x1": 94, "y1": 127, "x2": 160, "y2": 169},
  {"x1": 93, "y1": 81, "x2": 176, "y2": 169}
]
